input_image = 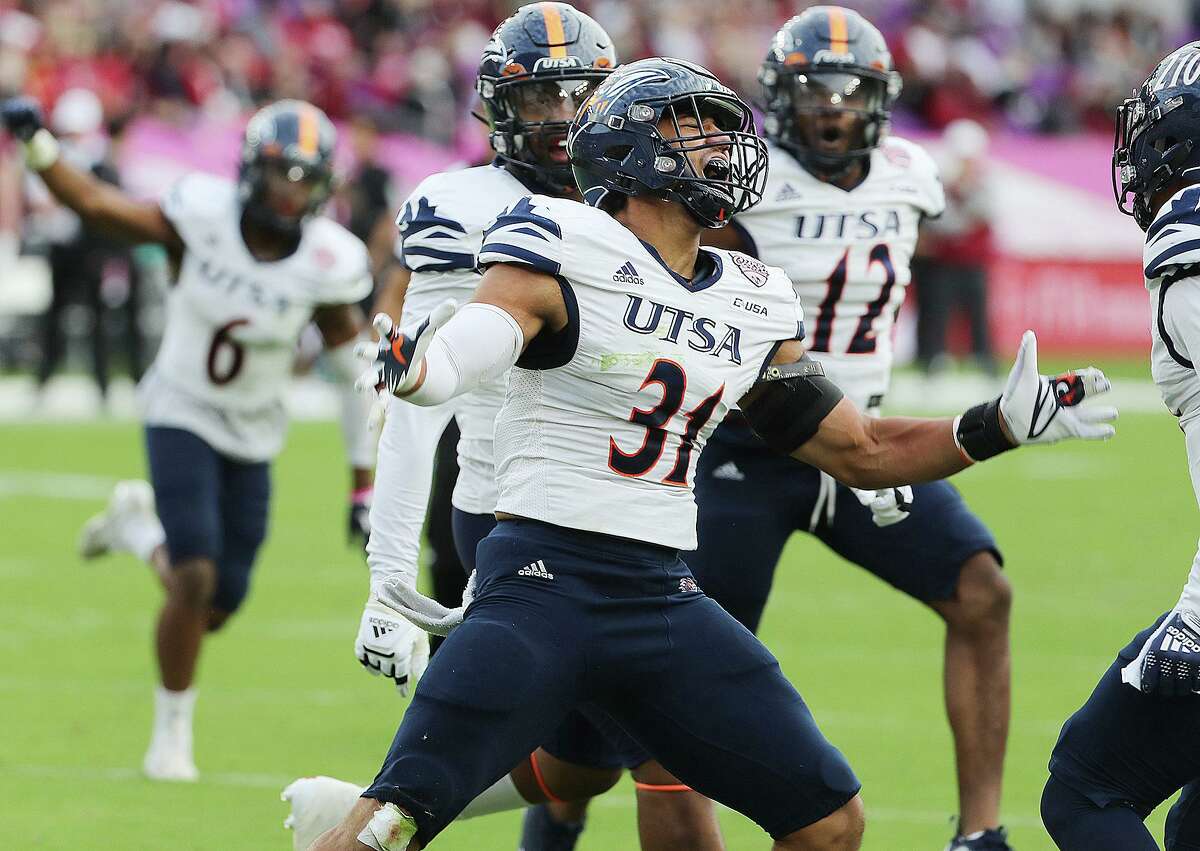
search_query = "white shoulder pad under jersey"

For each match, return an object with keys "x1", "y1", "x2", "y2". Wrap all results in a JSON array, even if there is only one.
[
  {"x1": 395, "y1": 163, "x2": 529, "y2": 330},
  {"x1": 1146, "y1": 187, "x2": 1200, "y2": 426},
  {"x1": 734, "y1": 136, "x2": 942, "y2": 408},
  {"x1": 480, "y1": 195, "x2": 803, "y2": 551},
  {"x1": 145, "y1": 172, "x2": 370, "y2": 462}
]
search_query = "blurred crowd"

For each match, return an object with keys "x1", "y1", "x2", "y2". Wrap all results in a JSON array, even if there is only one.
[{"x1": 0, "y1": 0, "x2": 1196, "y2": 146}]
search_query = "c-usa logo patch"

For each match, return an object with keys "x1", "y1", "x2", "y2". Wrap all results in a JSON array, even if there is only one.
[{"x1": 731, "y1": 253, "x2": 770, "y2": 287}]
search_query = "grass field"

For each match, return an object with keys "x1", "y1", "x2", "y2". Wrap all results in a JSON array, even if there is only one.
[{"x1": 1, "y1": 410, "x2": 1194, "y2": 850}]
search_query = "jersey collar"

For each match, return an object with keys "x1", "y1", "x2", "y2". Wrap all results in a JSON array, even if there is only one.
[{"x1": 638, "y1": 239, "x2": 725, "y2": 293}]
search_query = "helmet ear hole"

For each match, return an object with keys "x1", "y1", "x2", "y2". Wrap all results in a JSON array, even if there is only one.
[{"x1": 602, "y1": 144, "x2": 633, "y2": 163}]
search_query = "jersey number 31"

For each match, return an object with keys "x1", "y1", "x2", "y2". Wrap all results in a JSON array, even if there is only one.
[{"x1": 608, "y1": 359, "x2": 724, "y2": 487}]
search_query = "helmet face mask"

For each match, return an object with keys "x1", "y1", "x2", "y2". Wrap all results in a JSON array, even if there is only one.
[
  {"x1": 568, "y1": 58, "x2": 768, "y2": 228},
  {"x1": 493, "y1": 75, "x2": 607, "y2": 178},
  {"x1": 760, "y1": 8, "x2": 900, "y2": 179},
  {"x1": 1112, "y1": 86, "x2": 1198, "y2": 230}
]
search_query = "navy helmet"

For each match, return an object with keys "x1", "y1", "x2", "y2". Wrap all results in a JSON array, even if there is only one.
[
  {"x1": 238, "y1": 99, "x2": 337, "y2": 235},
  {"x1": 759, "y1": 6, "x2": 901, "y2": 178},
  {"x1": 1114, "y1": 42, "x2": 1200, "y2": 230},
  {"x1": 477, "y1": 2, "x2": 617, "y2": 194},
  {"x1": 567, "y1": 57, "x2": 767, "y2": 228}
]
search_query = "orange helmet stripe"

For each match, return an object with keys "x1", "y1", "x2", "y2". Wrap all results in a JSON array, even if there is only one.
[
  {"x1": 297, "y1": 104, "x2": 319, "y2": 157},
  {"x1": 828, "y1": 7, "x2": 849, "y2": 54},
  {"x1": 540, "y1": 3, "x2": 568, "y2": 58}
]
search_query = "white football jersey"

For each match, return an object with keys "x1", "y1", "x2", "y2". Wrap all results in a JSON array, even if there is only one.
[
  {"x1": 480, "y1": 195, "x2": 804, "y2": 550},
  {"x1": 396, "y1": 163, "x2": 532, "y2": 513},
  {"x1": 735, "y1": 137, "x2": 944, "y2": 409},
  {"x1": 139, "y1": 173, "x2": 371, "y2": 462}
]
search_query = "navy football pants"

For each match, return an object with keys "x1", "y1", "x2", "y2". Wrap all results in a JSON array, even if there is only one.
[{"x1": 366, "y1": 519, "x2": 860, "y2": 845}]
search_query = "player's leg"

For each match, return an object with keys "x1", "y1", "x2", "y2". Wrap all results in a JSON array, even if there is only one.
[
  {"x1": 1040, "y1": 776, "x2": 1158, "y2": 851},
  {"x1": 817, "y1": 478, "x2": 1010, "y2": 842},
  {"x1": 630, "y1": 759, "x2": 724, "y2": 851},
  {"x1": 313, "y1": 523, "x2": 596, "y2": 850},
  {"x1": 1166, "y1": 780, "x2": 1200, "y2": 850},
  {"x1": 140, "y1": 426, "x2": 226, "y2": 780},
  {"x1": 1044, "y1": 616, "x2": 1200, "y2": 850},
  {"x1": 599, "y1": 578, "x2": 863, "y2": 850},
  {"x1": 209, "y1": 450, "x2": 270, "y2": 628}
]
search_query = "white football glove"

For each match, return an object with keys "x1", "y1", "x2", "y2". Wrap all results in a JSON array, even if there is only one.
[
  {"x1": 376, "y1": 571, "x2": 476, "y2": 637},
  {"x1": 998, "y1": 330, "x2": 1117, "y2": 446},
  {"x1": 850, "y1": 485, "x2": 913, "y2": 527},
  {"x1": 1122, "y1": 608, "x2": 1200, "y2": 696},
  {"x1": 354, "y1": 301, "x2": 457, "y2": 404},
  {"x1": 355, "y1": 598, "x2": 430, "y2": 696}
]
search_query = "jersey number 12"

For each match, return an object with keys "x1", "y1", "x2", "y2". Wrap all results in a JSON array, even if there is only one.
[{"x1": 811, "y1": 243, "x2": 896, "y2": 353}]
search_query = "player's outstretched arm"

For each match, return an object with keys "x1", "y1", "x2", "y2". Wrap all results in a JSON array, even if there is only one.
[
  {"x1": 742, "y1": 331, "x2": 1116, "y2": 490},
  {"x1": 1, "y1": 97, "x2": 183, "y2": 256},
  {"x1": 355, "y1": 262, "x2": 566, "y2": 406}
]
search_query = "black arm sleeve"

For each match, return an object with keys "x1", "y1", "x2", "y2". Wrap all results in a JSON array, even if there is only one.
[{"x1": 741, "y1": 355, "x2": 844, "y2": 455}]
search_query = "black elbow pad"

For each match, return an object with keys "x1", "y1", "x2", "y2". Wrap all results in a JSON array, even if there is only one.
[{"x1": 742, "y1": 356, "x2": 844, "y2": 454}]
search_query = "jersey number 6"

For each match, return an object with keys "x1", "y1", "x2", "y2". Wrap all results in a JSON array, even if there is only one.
[
  {"x1": 207, "y1": 318, "x2": 250, "y2": 385},
  {"x1": 608, "y1": 359, "x2": 724, "y2": 487}
]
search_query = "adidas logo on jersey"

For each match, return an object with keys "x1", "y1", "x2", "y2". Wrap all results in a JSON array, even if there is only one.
[
  {"x1": 710, "y1": 461, "x2": 746, "y2": 481},
  {"x1": 518, "y1": 560, "x2": 555, "y2": 580},
  {"x1": 774, "y1": 183, "x2": 802, "y2": 202},
  {"x1": 679, "y1": 576, "x2": 701, "y2": 594},
  {"x1": 613, "y1": 262, "x2": 645, "y2": 286}
]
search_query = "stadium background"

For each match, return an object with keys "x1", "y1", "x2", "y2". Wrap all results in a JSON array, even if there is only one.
[{"x1": 0, "y1": 0, "x2": 1196, "y2": 848}]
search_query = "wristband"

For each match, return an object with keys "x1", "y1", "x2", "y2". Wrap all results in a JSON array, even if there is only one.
[
  {"x1": 351, "y1": 486, "x2": 374, "y2": 504},
  {"x1": 23, "y1": 128, "x2": 60, "y2": 172},
  {"x1": 954, "y1": 397, "x2": 1016, "y2": 462}
]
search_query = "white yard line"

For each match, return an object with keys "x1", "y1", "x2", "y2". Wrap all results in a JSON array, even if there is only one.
[{"x1": 0, "y1": 471, "x2": 118, "y2": 499}]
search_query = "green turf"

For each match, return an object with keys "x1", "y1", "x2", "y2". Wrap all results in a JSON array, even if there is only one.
[{"x1": 0, "y1": 414, "x2": 1189, "y2": 850}]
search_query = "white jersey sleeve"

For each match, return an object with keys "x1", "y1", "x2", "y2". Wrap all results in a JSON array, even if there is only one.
[
  {"x1": 477, "y1": 196, "x2": 566, "y2": 276},
  {"x1": 885, "y1": 136, "x2": 945, "y2": 220}
]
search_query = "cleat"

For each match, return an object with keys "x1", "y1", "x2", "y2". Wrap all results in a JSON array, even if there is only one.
[
  {"x1": 142, "y1": 737, "x2": 199, "y2": 783},
  {"x1": 946, "y1": 826, "x2": 1012, "y2": 851},
  {"x1": 143, "y1": 701, "x2": 198, "y2": 782},
  {"x1": 281, "y1": 776, "x2": 365, "y2": 851},
  {"x1": 78, "y1": 480, "x2": 158, "y2": 560}
]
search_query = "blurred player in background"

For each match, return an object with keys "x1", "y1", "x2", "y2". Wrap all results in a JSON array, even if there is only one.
[
  {"x1": 285, "y1": 7, "x2": 727, "y2": 851},
  {"x1": 699, "y1": 9, "x2": 1013, "y2": 849},
  {"x1": 0, "y1": 97, "x2": 376, "y2": 781},
  {"x1": 22, "y1": 88, "x2": 127, "y2": 404},
  {"x1": 1042, "y1": 41, "x2": 1200, "y2": 850},
  {"x1": 313, "y1": 55, "x2": 1114, "y2": 851},
  {"x1": 913, "y1": 118, "x2": 997, "y2": 377}
]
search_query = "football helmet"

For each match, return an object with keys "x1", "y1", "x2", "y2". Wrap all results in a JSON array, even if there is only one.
[
  {"x1": 1114, "y1": 41, "x2": 1200, "y2": 230},
  {"x1": 568, "y1": 57, "x2": 767, "y2": 228},
  {"x1": 477, "y1": 2, "x2": 616, "y2": 194},
  {"x1": 760, "y1": 6, "x2": 901, "y2": 178},
  {"x1": 238, "y1": 99, "x2": 337, "y2": 236}
]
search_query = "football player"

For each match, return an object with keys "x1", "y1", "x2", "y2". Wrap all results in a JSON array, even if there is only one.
[
  {"x1": 689, "y1": 9, "x2": 1012, "y2": 848},
  {"x1": 1041, "y1": 42, "x2": 1200, "y2": 850},
  {"x1": 310, "y1": 57, "x2": 1112, "y2": 851},
  {"x1": 0, "y1": 98, "x2": 376, "y2": 780},
  {"x1": 284, "y1": 6, "x2": 726, "y2": 851}
]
